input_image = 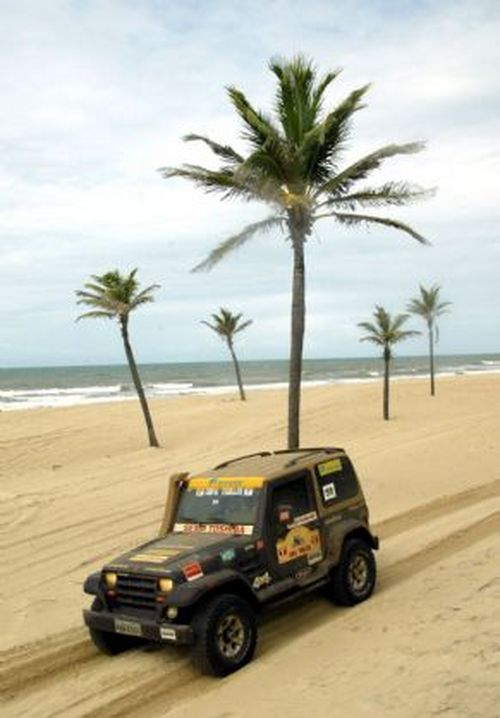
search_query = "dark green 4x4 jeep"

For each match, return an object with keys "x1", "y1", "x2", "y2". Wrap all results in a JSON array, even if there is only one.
[{"x1": 83, "y1": 447, "x2": 378, "y2": 676}]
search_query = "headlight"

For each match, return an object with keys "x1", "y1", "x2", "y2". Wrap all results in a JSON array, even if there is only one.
[
  {"x1": 103, "y1": 571, "x2": 118, "y2": 588},
  {"x1": 158, "y1": 577, "x2": 174, "y2": 593}
]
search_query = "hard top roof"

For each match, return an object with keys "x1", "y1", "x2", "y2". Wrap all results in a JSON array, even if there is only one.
[{"x1": 192, "y1": 447, "x2": 346, "y2": 482}]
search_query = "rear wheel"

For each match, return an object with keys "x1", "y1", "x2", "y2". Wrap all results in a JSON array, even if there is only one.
[
  {"x1": 192, "y1": 594, "x2": 257, "y2": 676},
  {"x1": 87, "y1": 598, "x2": 145, "y2": 655},
  {"x1": 329, "y1": 538, "x2": 376, "y2": 606}
]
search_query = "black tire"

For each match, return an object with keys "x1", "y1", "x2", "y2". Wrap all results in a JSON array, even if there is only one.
[
  {"x1": 191, "y1": 594, "x2": 257, "y2": 677},
  {"x1": 329, "y1": 538, "x2": 376, "y2": 606},
  {"x1": 87, "y1": 597, "x2": 145, "y2": 655}
]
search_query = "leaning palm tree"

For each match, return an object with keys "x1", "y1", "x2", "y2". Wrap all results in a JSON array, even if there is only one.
[
  {"x1": 202, "y1": 308, "x2": 252, "y2": 401},
  {"x1": 358, "y1": 306, "x2": 419, "y2": 421},
  {"x1": 407, "y1": 284, "x2": 451, "y2": 396},
  {"x1": 160, "y1": 55, "x2": 433, "y2": 448},
  {"x1": 76, "y1": 269, "x2": 160, "y2": 448}
]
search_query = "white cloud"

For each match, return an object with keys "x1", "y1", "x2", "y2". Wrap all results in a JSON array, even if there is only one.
[{"x1": 0, "y1": 0, "x2": 499, "y2": 365}]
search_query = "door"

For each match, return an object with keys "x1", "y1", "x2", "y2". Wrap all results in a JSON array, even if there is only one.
[{"x1": 266, "y1": 472, "x2": 324, "y2": 582}]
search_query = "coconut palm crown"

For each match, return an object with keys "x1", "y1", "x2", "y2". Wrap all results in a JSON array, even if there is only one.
[
  {"x1": 202, "y1": 308, "x2": 252, "y2": 401},
  {"x1": 359, "y1": 306, "x2": 420, "y2": 420},
  {"x1": 407, "y1": 284, "x2": 451, "y2": 396},
  {"x1": 76, "y1": 269, "x2": 160, "y2": 447},
  {"x1": 160, "y1": 55, "x2": 434, "y2": 447}
]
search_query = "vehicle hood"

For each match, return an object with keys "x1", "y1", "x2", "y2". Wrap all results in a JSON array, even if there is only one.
[{"x1": 105, "y1": 530, "x2": 250, "y2": 574}]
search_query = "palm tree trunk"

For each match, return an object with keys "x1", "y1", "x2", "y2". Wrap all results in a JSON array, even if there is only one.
[
  {"x1": 429, "y1": 323, "x2": 435, "y2": 396},
  {"x1": 288, "y1": 230, "x2": 306, "y2": 449},
  {"x1": 383, "y1": 348, "x2": 390, "y2": 421},
  {"x1": 120, "y1": 319, "x2": 159, "y2": 448},
  {"x1": 228, "y1": 340, "x2": 246, "y2": 401}
]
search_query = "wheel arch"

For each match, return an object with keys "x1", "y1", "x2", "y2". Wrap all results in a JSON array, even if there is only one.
[
  {"x1": 343, "y1": 526, "x2": 379, "y2": 551},
  {"x1": 195, "y1": 579, "x2": 259, "y2": 613}
]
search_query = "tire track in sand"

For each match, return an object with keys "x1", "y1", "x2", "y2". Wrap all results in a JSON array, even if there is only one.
[{"x1": 2, "y1": 478, "x2": 500, "y2": 715}]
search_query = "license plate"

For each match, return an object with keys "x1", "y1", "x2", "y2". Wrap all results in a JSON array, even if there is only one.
[{"x1": 114, "y1": 618, "x2": 143, "y2": 637}]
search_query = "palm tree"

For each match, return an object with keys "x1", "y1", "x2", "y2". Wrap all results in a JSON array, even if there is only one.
[
  {"x1": 407, "y1": 284, "x2": 451, "y2": 396},
  {"x1": 202, "y1": 308, "x2": 252, "y2": 401},
  {"x1": 358, "y1": 306, "x2": 419, "y2": 420},
  {"x1": 160, "y1": 55, "x2": 433, "y2": 448},
  {"x1": 76, "y1": 269, "x2": 160, "y2": 448}
]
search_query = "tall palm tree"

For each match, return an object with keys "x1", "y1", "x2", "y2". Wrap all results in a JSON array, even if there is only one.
[
  {"x1": 202, "y1": 308, "x2": 252, "y2": 401},
  {"x1": 160, "y1": 55, "x2": 433, "y2": 448},
  {"x1": 358, "y1": 306, "x2": 419, "y2": 420},
  {"x1": 407, "y1": 284, "x2": 451, "y2": 396},
  {"x1": 76, "y1": 269, "x2": 160, "y2": 448}
]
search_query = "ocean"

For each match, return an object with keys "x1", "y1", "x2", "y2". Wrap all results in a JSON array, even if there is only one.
[
  {"x1": 2, "y1": 353, "x2": 500, "y2": 412},
  {"x1": 1, "y1": 354, "x2": 499, "y2": 411}
]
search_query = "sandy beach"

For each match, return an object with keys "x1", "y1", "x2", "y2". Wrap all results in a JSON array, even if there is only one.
[{"x1": 1, "y1": 373, "x2": 500, "y2": 717}]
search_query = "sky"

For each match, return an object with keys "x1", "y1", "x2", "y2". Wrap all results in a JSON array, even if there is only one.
[{"x1": 1, "y1": 0, "x2": 499, "y2": 367}]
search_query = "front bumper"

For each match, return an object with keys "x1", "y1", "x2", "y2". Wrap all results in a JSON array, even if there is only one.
[{"x1": 83, "y1": 608, "x2": 194, "y2": 645}]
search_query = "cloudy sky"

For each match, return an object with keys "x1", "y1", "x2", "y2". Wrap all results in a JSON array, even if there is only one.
[{"x1": 1, "y1": 0, "x2": 499, "y2": 367}]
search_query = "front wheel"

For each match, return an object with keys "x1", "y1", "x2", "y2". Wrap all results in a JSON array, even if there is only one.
[
  {"x1": 328, "y1": 538, "x2": 376, "y2": 606},
  {"x1": 192, "y1": 594, "x2": 257, "y2": 676}
]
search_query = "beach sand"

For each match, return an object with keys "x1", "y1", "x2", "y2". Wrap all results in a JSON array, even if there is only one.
[{"x1": 1, "y1": 374, "x2": 500, "y2": 716}]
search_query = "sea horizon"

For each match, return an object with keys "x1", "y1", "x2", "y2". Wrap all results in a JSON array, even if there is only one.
[{"x1": 1, "y1": 352, "x2": 499, "y2": 412}]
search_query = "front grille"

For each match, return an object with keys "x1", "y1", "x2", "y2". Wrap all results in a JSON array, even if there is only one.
[{"x1": 115, "y1": 573, "x2": 157, "y2": 610}]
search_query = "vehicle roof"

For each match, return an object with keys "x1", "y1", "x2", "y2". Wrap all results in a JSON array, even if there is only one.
[{"x1": 191, "y1": 447, "x2": 346, "y2": 482}]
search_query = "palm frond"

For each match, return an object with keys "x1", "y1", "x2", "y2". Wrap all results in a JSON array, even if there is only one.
[
  {"x1": 183, "y1": 134, "x2": 244, "y2": 165},
  {"x1": 202, "y1": 307, "x2": 252, "y2": 342},
  {"x1": 302, "y1": 84, "x2": 370, "y2": 184},
  {"x1": 316, "y1": 141, "x2": 426, "y2": 198},
  {"x1": 391, "y1": 312, "x2": 412, "y2": 333},
  {"x1": 233, "y1": 319, "x2": 253, "y2": 334},
  {"x1": 227, "y1": 86, "x2": 282, "y2": 150},
  {"x1": 192, "y1": 215, "x2": 284, "y2": 272},
  {"x1": 270, "y1": 55, "x2": 317, "y2": 143},
  {"x1": 75, "y1": 269, "x2": 158, "y2": 322},
  {"x1": 322, "y1": 182, "x2": 434, "y2": 210},
  {"x1": 359, "y1": 306, "x2": 419, "y2": 350},
  {"x1": 158, "y1": 164, "x2": 252, "y2": 200},
  {"x1": 130, "y1": 284, "x2": 161, "y2": 309},
  {"x1": 76, "y1": 310, "x2": 115, "y2": 322},
  {"x1": 407, "y1": 284, "x2": 451, "y2": 322},
  {"x1": 317, "y1": 210, "x2": 431, "y2": 244}
]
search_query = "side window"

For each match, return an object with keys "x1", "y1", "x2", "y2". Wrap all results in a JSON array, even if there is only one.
[
  {"x1": 270, "y1": 474, "x2": 314, "y2": 525},
  {"x1": 315, "y1": 457, "x2": 359, "y2": 506}
]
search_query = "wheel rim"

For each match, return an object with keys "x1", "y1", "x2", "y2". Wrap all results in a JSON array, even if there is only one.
[
  {"x1": 216, "y1": 613, "x2": 246, "y2": 659},
  {"x1": 348, "y1": 553, "x2": 369, "y2": 594}
]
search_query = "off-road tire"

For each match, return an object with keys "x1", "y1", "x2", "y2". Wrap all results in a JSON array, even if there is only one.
[
  {"x1": 329, "y1": 538, "x2": 376, "y2": 606},
  {"x1": 192, "y1": 593, "x2": 257, "y2": 676},
  {"x1": 87, "y1": 597, "x2": 145, "y2": 655}
]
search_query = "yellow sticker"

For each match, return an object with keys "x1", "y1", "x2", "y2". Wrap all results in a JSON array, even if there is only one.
[
  {"x1": 132, "y1": 548, "x2": 182, "y2": 563},
  {"x1": 187, "y1": 476, "x2": 265, "y2": 490},
  {"x1": 276, "y1": 525, "x2": 322, "y2": 565},
  {"x1": 317, "y1": 458, "x2": 342, "y2": 477}
]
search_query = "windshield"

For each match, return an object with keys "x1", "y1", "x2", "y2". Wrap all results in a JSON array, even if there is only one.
[{"x1": 174, "y1": 476, "x2": 263, "y2": 535}]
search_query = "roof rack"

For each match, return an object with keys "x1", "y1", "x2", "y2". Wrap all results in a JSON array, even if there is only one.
[
  {"x1": 213, "y1": 451, "x2": 272, "y2": 470},
  {"x1": 278, "y1": 447, "x2": 343, "y2": 467},
  {"x1": 213, "y1": 447, "x2": 342, "y2": 471}
]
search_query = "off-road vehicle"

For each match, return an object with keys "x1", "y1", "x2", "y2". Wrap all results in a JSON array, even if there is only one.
[{"x1": 83, "y1": 447, "x2": 379, "y2": 676}]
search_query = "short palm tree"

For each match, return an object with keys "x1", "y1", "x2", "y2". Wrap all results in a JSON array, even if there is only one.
[
  {"x1": 359, "y1": 306, "x2": 419, "y2": 420},
  {"x1": 160, "y1": 55, "x2": 433, "y2": 448},
  {"x1": 202, "y1": 308, "x2": 252, "y2": 401},
  {"x1": 407, "y1": 284, "x2": 451, "y2": 396},
  {"x1": 76, "y1": 269, "x2": 160, "y2": 447}
]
